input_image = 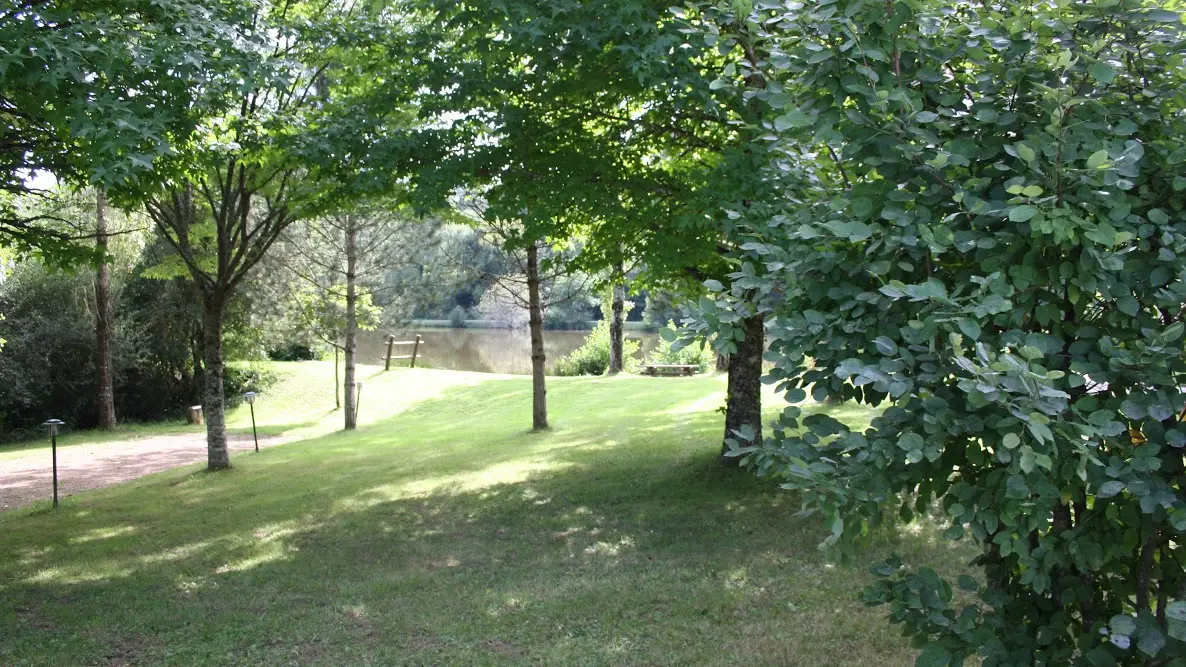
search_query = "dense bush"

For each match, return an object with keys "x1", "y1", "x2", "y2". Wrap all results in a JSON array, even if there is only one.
[
  {"x1": 555, "y1": 319, "x2": 640, "y2": 376},
  {"x1": 678, "y1": 0, "x2": 1186, "y2": 664},
  {"x1": 448, "y1": 305, "x2": 468, "y2": 328},
  {"x1": 267, "y1": 343, "x2": 317, "y2": 361}
]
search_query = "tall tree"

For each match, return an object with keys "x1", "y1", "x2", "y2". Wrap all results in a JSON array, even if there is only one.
[
  {"x1": 608, "y1": 258, "x2": 626, "y2": 375},
  {"x1": 457, "y1": 196, "x2": 588, "y2": 431},
  {"x1": 399, "y1": 0, "x2": 773, "y2": 447},
  {"x1": 93, "y1": 190, "x2": 116, "y2": 428},
  {"x1": 145, "y1": 0, "x2": 413, "y2": 468},
  {"x1": 278, "y1": 206, "x2": 437, "y2": 429}
]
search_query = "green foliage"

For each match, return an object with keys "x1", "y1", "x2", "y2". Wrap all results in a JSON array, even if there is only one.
[
  {"x1": 555, "y1": 319, "x2": 640, "y2": 377},
  {"x1": 647, "y1": 322, "x2": 714, "y2": 374},
  {"x1": 447, "y1": 305, "x2": 469, "y2": 328},
  {"x1": 675, "y1": 0, "x2": 1186, "y2": 664},
  {"x1": 0, "y1": 0, "x2": 262, "y2": 263}
]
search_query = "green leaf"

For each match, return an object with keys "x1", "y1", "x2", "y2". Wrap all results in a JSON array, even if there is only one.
[
  {"x1": 1117, "y1": 296, "x2": 1139, "y2": 316},
  {"x1": 1146, "y1": 9, "x2": 1181, "y2": 22},
  {"x1": 1137, "y1": 626, "x2": 1165, "y2": 657},
  {"x1": 916, "y1": 111, "x2": 939, "y2": 123},
  {"x1": 1006, "y1": 475, "x2": 1030, "y2": 499},
  {"x1": 874, "y1": 336, "x2": 898, "y2": 355},
  {"x1": 1168, "y1": 602, "x2": 1186, "y2": 642},
  {"x1": 898, "y1": 432, "x2": 925, "y2": 451},
  {"x1": 956, "y1": 318, "x2": 981, "y2": 340},
  {"x1": 1087, "y1": 150, "x2": 1110, "y2": 169},
  {"x1": 1020, "y1": 448, "x2": 1036, "y2": 473},
  {"x1": 957, "y1": 574, "x2": 978, "y2": 591},
  {"x1": 1088, "y1": 62, "x2": 1117, "y2": 85},
  {"x1": 1009, "y1": 205, "x2": 1038, "y2": 222},
  {"x1": 1021, "y1": 185, "x2": 1043, "y2": 197},
  {"x1": 1109, "y1": 615, "x2": 1136, "y2": 637},
  {"x1": 1002, "y1": 433, "x2": 1020, "y2": 449},
  {"x1": 703, "y1": 279, "x2": 724, "y2": 292},
  {"x1": 915, "y1": 642, "x2": 952, "y2": 667},
  {"x1": 1097, "y1": 481, "x2": 1125, "y2": 498},
  {"x1": 773, "y1": 110, "x2": 812, "y2": 130},
  {"x1": 1017, "y1": 144, "x2": 1036, "y2": 162}
]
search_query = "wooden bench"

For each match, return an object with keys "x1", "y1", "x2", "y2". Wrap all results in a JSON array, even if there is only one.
[{"x1": 640, "y1": 364, "x2": 699, "y2": 377}]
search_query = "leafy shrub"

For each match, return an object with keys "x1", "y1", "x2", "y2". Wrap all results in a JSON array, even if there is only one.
[
  {"x1": 448, "y1": 305, "x2": 468, "y2": 328},
  {"x1": 555, "y1": 319, "x2": 640, "y2": 376},
  {"x1": 678, "y1": 1, "x2": 1186, "y2": 664},
  {"x1": 645, "y1": 322, "x2": 713, "y2": 373},
  {"x1": 267, "y1": 343, "x2": 316, "y2": 361},
  {"x1": 224, "y1": 363, "x2": 278, "y2": 409}
]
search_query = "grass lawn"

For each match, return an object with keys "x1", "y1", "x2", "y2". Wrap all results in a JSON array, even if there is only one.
[{"x1": 0, "y1": 365, "x2": 970, "y2": 666}]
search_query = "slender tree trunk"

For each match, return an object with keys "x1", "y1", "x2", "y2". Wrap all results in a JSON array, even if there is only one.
[
  {"x1": 722, "y1": 313, "x2": 764, "y2": 463},
  {"x1": 94, "y1": 190, "x2": 117, "y2": 429},
  {"x1": 608, "y1": 262, "x2": 625, "y2": 375},
  {"x1": 343, "y1": 216, "x2": 358, "y2": 430},
  {"x1": 202, "y1": 294, "x2": 230, "y2": 470},
  {"x1": 526, "y1": 241, "x2": 548, "y2": 430},
  {"x1": 334, "y1": 345, "x2": 341, "y2": 409}
]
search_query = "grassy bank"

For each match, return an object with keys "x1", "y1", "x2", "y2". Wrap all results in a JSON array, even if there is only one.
[{"x1": 0, "y1": 365, "x2": 968, "y2": 666}]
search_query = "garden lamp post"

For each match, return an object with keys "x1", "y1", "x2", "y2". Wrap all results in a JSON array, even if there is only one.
[
  {"x1": 354, "y1": 380, "x2": 363, "y2": 424},
  {"x1": 43, "y1": 419, "x2": 63, "y2": 509},
  {"x1": 244, "y1": 392, "x2": 259, "y2": 452}
]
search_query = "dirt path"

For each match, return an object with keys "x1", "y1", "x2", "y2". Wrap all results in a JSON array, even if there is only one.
[{"x1": 0, "y1": 432, "x2": 291, "y2": 512}]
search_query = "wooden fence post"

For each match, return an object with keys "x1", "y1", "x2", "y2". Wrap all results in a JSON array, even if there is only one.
[
  {"x1": 385, "y1": 334, "x2": 394, "y2": 371},
  {"x1": 411, "y1": 334, "x2": 422, "y2": 368}
]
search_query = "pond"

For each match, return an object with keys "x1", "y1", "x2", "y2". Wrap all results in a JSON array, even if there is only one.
[{"x1": 355, "y1": 328, "x2": 660, "y2": 375}]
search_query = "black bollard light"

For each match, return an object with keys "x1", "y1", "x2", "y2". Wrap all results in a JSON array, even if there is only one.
[
  {"x1": 244, "y1": 392, "x2": 259, "y2": 452},
  {"x1": 43, "y1": 419, "x2": 63, "y2": 509}
]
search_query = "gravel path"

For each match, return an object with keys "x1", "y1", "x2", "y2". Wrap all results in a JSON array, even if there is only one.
[{"x1": 0, "y1": 431, "x2": 288, "y2": 512}]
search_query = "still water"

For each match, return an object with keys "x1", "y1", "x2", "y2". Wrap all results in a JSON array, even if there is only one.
[{"x1": 355, "y1": 328, "x2": 659, "y2": 375}]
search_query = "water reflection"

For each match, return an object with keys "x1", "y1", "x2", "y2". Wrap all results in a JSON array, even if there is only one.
[{"x1": 355, "y1": 328, "x2": 658, "y2": 375}]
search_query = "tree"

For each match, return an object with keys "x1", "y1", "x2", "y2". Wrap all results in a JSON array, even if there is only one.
[
  {"x1": 144, "y1": 0, "x2": 413, "y2": 468},
  {"x1": 684, "y1": 0, "x2": 1186, "y2": 664},
  {"x1": 279, "y1": 206, "x2": 436, "y2": 429},
  {"x1": 456, "y1": 196, "x2": 589, "y2": 430},
  {"x1": 608, "y1": 258, "x2": 627, "y2": 375},
  {"x1": 94, "y1": 191, "x2": 116, "y2": 428},
  {"x1": 401, "y1": 0, "x2": 773, "y2": 445},
  {"x1": 1, "y1": 0, "x2": 255, "y2": 263}
]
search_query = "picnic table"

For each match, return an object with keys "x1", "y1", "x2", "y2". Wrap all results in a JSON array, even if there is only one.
[{"x1": 640, "y1": 364, "x2": 698, "y2": 377}]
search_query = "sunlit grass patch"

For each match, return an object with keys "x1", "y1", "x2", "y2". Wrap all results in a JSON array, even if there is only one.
[{"x1": 0, "y1": 368, "x2": 971, "y2": 666}]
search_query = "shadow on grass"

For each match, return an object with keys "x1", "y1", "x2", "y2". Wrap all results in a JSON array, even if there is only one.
[{"x1": 0, "y1": 377, "x2": 965, "y2": 666}]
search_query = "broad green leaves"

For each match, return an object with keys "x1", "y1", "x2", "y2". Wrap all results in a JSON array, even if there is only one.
[{"x1": 680, "y1": 0, "x2": 1186, "y2": 664}]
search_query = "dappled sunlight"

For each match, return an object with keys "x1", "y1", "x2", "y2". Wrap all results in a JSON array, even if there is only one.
[
  {"x1": 333, "y1": 457, "x2": 577, "y2": 513},
  {"x1": 0, "y1": 370, "x2": 937, "y2": 666},
  {"x1": 212, "y1": 540, "x2": 291, "y2": 575},
  {"x1": 69, "y1": 525, "x2": 137, "y2": 544}
]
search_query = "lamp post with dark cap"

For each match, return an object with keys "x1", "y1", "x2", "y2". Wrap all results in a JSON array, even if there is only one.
[
  {"x1": 43, "y1": 419, "x2": 63, "y2": 509},
  {"x1": 244, "y1": 392, "x2": 259, "y2": 452}
]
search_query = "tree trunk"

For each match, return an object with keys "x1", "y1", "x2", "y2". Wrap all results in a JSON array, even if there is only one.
[
  {"x1": 334, "y1": 345, "x2": 341, "y2": 409},
  {"x1": 343, "y1": 216, "x2": 358, "y2": 430},
  {"x1": 94, "y1": 190, "x2": 117, "y2": 429},
  {"x1": 608, "y1": 263, "x2": 625, "y2": 375},
  {"x1": 722, "y1": 313, "x2": 764, "y2": 463},
  {"x1": 202, "y1": 295, "x2": 230, "y2": 470},
  {"x1": 526, "y1": 241, "x2": 548, "y2": 430}
]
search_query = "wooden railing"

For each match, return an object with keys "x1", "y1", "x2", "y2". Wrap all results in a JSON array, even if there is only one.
[{"x1": 380, "y1": 334, "x2": 424, "y2": 370}]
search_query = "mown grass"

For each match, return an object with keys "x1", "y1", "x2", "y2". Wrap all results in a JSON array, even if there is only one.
[{"x1": 0, "y1": 366, "x2": 971, "y2": 666}]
